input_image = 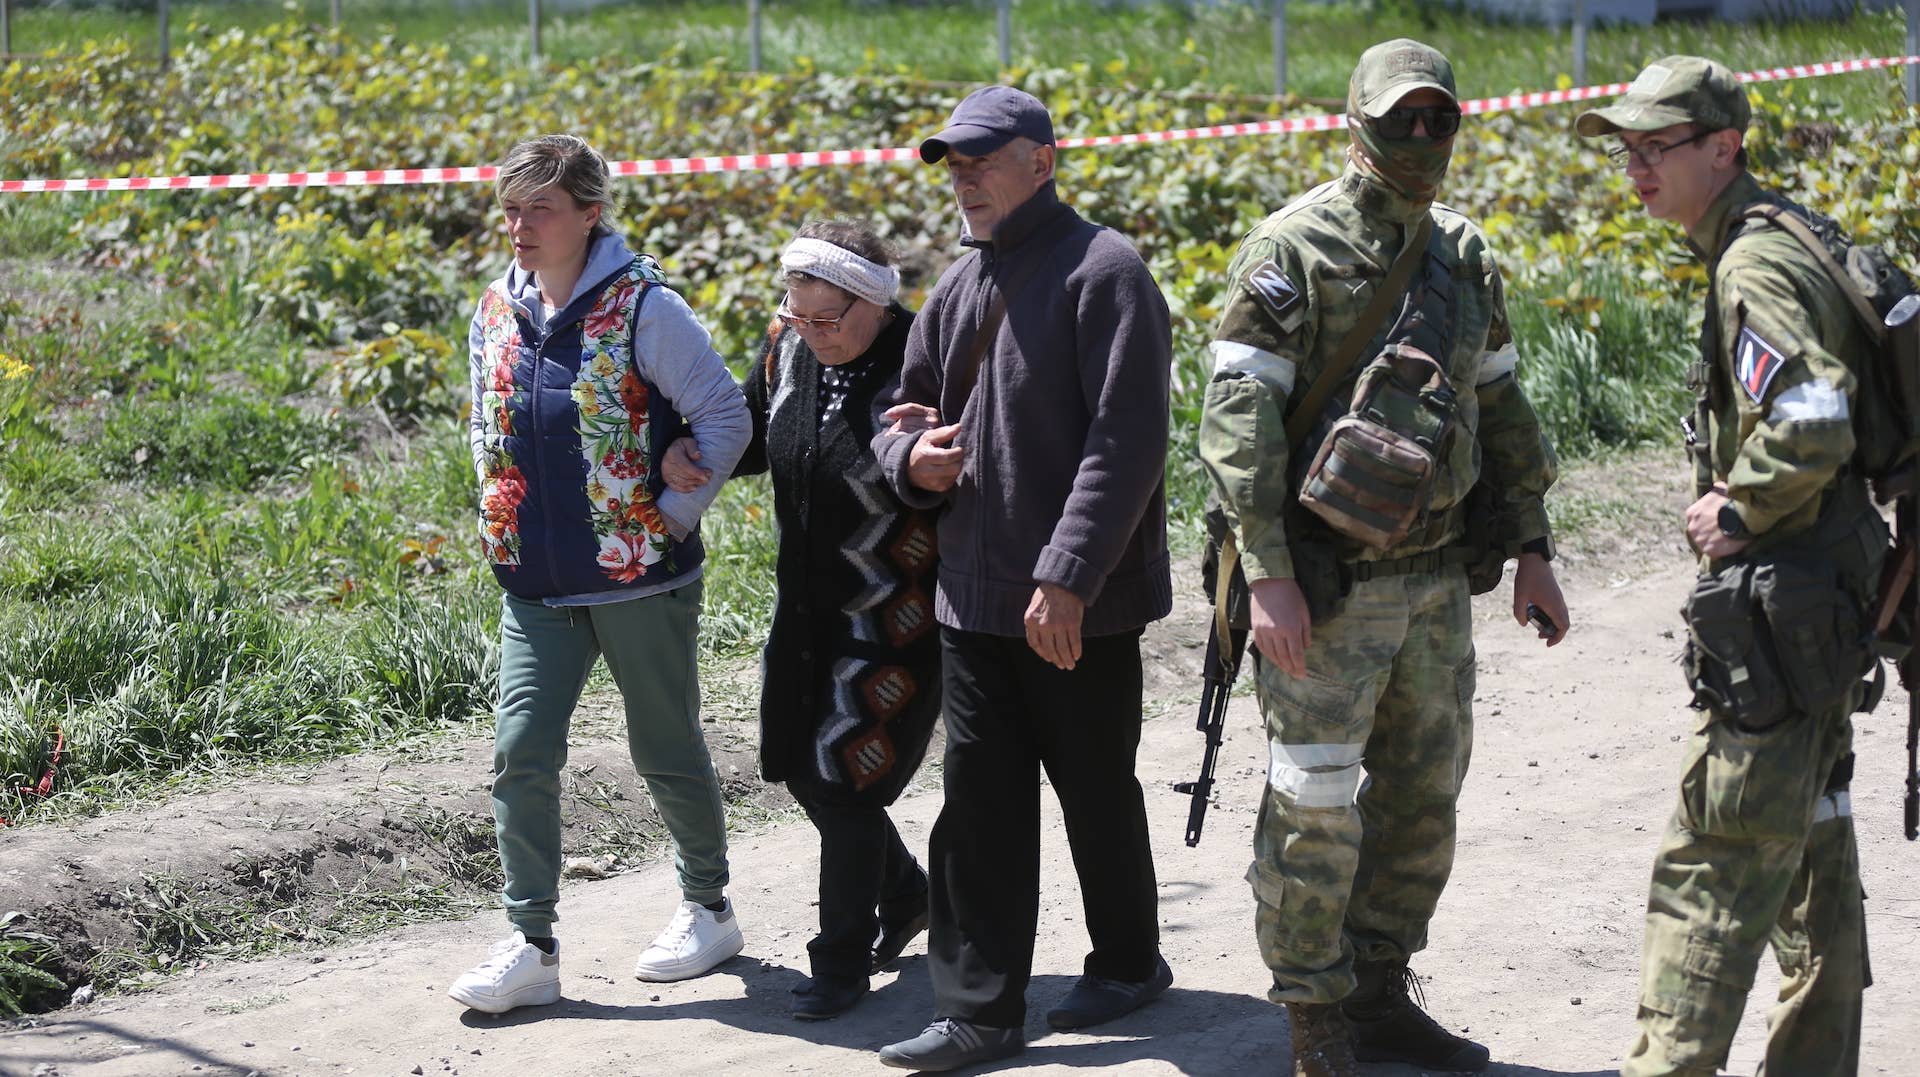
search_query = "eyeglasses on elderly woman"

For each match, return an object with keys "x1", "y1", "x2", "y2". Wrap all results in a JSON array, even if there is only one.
[{"x1": 775, "y1": 293, "x2": 859, "y2": 334}]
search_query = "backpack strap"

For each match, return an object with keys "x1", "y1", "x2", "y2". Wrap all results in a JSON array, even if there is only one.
[
  {"x1": 1736, "y1": 204, "x2": 1887, "y2": 347},
  {"x1": 1283, "y1": 214, "x2": 1435, "y2": 451}
]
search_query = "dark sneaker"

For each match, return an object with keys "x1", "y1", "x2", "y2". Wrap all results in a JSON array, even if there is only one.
[
  {"x1": 1341, "y1": 962, "x2": 1489, "y2": 1072},
  {"x1": 1045, "y1": 955, "x2": 1174, "y2": 1030},
  {"x1": 790, "y1": 973, "x2": 868, "y2": 1021},
  {"x1": 870, "y1": 907, "x2": 930, "y2": 973},
  {"x1": 1286, "y1": 1002, "x2": 1359, "y2": 1077},
  {"x1": 878, "y1": 1018, "x2": 1024, "y2": 1072}
]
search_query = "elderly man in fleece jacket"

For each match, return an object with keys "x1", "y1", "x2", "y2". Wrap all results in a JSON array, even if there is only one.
[{"x1": 869, "y1": 85, "x2": 1176, "y2": 1072}]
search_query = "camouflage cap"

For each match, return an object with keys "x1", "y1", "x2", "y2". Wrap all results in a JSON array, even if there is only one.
[
  {"x1": 1348, "y1": 39, "x2": 1457, "y2": 119},
  {"x1": 1575, "y1": 55, "x2": 1750, "y2": 137}
]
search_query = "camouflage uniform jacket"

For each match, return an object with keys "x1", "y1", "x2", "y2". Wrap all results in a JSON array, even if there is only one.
[
  {"x1": 1199, "y1": 166, "x2": 1556, "y2": 582},
  {"x1": 1687, "y1": 172, "x2": 1872, "y2": 553}
]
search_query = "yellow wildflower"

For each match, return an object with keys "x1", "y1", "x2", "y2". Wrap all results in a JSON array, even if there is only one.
[{"x1": 0, "y1": 353, "x2": 30, "y2": 381}]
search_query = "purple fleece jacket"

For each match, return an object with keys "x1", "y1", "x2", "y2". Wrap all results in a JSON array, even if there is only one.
[{"x1": 873, "y1": 182, "x2": 1173, "y2": 638}]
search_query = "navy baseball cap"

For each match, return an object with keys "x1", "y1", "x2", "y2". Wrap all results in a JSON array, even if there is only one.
[{"x1": 919, "y1": 85, "x2": 1055, "y2": 164}]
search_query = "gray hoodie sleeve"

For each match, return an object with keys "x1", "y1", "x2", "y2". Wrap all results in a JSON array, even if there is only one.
[{"x1": 631, "y1": 286, "x2": 750, "y2": 535}]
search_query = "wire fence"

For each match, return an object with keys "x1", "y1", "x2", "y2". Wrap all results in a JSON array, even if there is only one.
[{"x1": 3, "y1": 0, "x2": 1916, "y2": 102}]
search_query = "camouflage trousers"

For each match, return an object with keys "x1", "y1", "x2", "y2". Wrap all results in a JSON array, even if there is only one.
[
  {"x1": 1247, "y1": 565, "x2": 1474, "y2": 1005},
  {"x1": 1623, "y1": 694, "x2": 1867, "y2": 1077}
]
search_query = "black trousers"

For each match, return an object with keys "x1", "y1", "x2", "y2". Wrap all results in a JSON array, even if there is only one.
[
  {"x1": 929, "y1": 626, "x2": 1161, "y2": 1028},
  {"x1": 788, "y1": 776, "x2": 930, "y2": 980}
]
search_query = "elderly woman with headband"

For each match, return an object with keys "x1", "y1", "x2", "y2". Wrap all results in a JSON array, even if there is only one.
[{"x1": 665, "y1": 219, "x2": 940, "y2": 1021}]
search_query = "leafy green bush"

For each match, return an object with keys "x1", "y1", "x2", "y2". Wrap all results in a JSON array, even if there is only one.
[{"x1": 329, "y1": 325, "x2": 460, "y2": 421}]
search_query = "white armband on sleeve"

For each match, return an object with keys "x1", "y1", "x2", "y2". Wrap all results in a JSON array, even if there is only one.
[
  {"x1": 1475, "y1": 343, "x2": 1518, "y2": 386},
  {"x1": 1770, "y1": 379, "x2": 1849, "y2": 422},
  {"x1": 1210, "y1": 340, "x2": 1297, "y2": 397}
]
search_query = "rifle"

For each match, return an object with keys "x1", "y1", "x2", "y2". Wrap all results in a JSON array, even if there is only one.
[{"x1": 1178, "y1": 523, "x2": 1250, "y2": 847}]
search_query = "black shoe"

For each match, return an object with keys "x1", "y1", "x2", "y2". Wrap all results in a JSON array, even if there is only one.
[
  {"x1": 791, "y1": 974, "x2": 868, "y2": 1021},
  {"x1": 870, "y1": 908, "x2": 930, "y2": 973},
  {"x1": 878, "y1": 1018, "x2": 1024, "y2": 1071},
  {"x1": 1045, "y1": 955, "x2": 1173, "y2": 1030},
  {"x1": 1341, "y1": 962, "x2": 1489, "y2": 1072}
]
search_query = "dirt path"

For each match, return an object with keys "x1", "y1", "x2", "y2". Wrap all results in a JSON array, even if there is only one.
[{"x1": 5, "y1": 465, "x2": 1918, "y2": 1076}]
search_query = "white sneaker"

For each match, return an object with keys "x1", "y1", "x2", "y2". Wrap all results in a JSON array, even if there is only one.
[
  {"x1": 447, "y1": 932, "x2": 561, "y2": 1013},
  {"x1": 632, "y1": 898, "x2": 744, "y2": 982}
]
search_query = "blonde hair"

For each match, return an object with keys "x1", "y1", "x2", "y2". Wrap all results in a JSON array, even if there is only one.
[{"x1": 495, "y1": 134, "x2": 615, "y2": 237}]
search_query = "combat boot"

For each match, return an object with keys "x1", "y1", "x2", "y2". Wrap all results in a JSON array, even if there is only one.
[
  {"x1": 1341, "y1": 960, "x2": 1489, "y2": 1072},
  {"x1": 1285, "y1": 1001, "x2": 1358, "y2": 1077}
]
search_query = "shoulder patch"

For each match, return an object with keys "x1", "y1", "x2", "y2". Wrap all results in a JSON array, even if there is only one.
[
  {"x1": 1245, "y1": 260, "x2": 1303, "y2": 321},
  {"x1": 1734, "y1": 325, "x2": 1788, "y2": 403}
]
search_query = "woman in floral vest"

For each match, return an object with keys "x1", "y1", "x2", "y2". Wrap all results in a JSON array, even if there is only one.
[
  {"x1": 664, "y1": 220, "x2": 940, "y2": 1021},
  {"x1": 447, "y1": 135, "x2": 752, "y2": 1015}
]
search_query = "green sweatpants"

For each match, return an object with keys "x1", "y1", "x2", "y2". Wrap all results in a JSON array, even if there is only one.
[
  {"x1": 1247, "y1": 565, "x2": 1475, "y2": 1005},
  {"x1": 491, "y1": 581, "x2": 730, "y2": 937},
  {"x1": 1623, "y1": 695, "x2": 1866, "y2": 1077}
]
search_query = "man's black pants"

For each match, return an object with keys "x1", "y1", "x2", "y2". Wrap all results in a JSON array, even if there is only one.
[{"x1": 929, "y1": 626, "x2": 1161, "y2": 1028}]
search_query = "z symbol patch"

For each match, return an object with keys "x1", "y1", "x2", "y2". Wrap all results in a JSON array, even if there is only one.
[
  {"x1": 1734, "y1": 325, "x2": 1787, "y2": 403},
  {"x1": 1245, "y1": 260, "x2": 1302, "y2": 321}
]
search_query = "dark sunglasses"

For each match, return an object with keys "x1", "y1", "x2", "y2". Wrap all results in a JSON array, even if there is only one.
[{"x1": 1375, "y1": 105, "x2": 1463, "y2": 141}]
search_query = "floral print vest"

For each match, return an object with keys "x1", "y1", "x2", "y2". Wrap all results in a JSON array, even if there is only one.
[{"x1": 473, "y1": 257, "x2": 698, "y2": 600}]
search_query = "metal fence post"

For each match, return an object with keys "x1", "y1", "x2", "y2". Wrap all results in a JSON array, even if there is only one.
[
  {"x1": 997, "y1": 0, "x2": 1010, "y2": 70},
  {"x1": 2, "y1": 0, "x2": 11, "y2": 60},
  {"x1": 330, "y1": 0, "x2": 342, "y2": 56},
  {"x1": 748, "y1": 0, "x2": 762, "y2": 73},
  {"x1": 158, "y1": 0, "x2": 169, "y2": 71},
  {"x1": 1271, "y1": 0, "x2": 1286, "y2": 98},
  {"x1": 1572, "y1": 0, "x2": 1588, "y2": 88},
  {"x1": 1908, "y1": 0, "x2": 1918, "y2": 106},
  {"x1": 528, "y1": 0, "x2": 540, "y2": 67}
]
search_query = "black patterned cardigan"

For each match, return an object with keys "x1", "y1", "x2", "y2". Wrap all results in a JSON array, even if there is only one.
[{"x1": 734, "y1": 304, "x2": 941, "y2": 804}]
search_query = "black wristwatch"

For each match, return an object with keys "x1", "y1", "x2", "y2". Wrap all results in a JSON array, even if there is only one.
[{"x1": 1717, "y1": 501, "x2": 1751, "y2": 540}]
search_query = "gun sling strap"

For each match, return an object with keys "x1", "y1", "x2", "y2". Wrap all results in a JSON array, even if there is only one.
[{"x1": 1212, "y1": 215, "x2": 1436, "y2": 646}]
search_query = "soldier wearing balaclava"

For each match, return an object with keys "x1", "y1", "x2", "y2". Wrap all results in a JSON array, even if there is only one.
[{"x1": 1199, "y1": 38, "x2": 1567, "y2": 1077}]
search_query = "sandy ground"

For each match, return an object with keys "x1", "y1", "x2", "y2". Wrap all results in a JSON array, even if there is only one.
[{"x1": 4, "y1": 516, "x2": 1918, "y2": 1075}]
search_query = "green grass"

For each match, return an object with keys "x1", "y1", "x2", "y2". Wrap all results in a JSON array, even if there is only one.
[
  {"x1": 0, "y1": 570, "x2": 502, "y2": 821},
  {"x1": 1510, "y1": 264, "x2": 1699, "y2": 458},
  {"x1": 10, "y1": 0, "x2": 1909, "y2": 115}
]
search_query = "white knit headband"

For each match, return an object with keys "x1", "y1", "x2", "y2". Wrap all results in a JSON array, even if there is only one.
[{"x1": 779, "y1": 237, "x2": 900, "y2": 308}]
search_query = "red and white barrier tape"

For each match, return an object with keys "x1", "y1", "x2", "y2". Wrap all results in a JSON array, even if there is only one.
[{"x1": 3, "y1": 53, "x2": 1914, "y2": 195}]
